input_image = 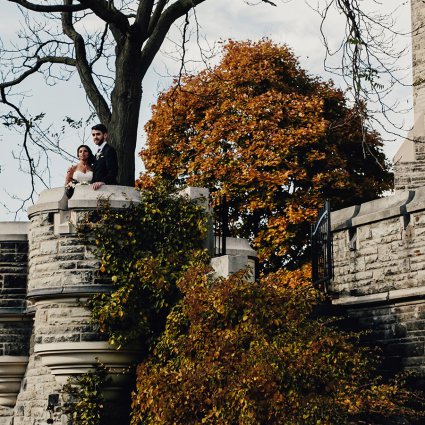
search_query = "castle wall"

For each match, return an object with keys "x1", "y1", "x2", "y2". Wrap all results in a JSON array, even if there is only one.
[
  {"x1": 330, "y1": 187, "x2": 425, "y2": 379},
  {"x1": 11, "y1": 186, "x2": 142, "y2": 425},
  {"x1": 0, "y1": 223, "x2": 32, "y2": 425},
  {"x1": 412, "y1": 0, "x2": 425, "y2": 118}
]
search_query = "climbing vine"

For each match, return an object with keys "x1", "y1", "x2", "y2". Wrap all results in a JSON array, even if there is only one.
[
  {"x1": 62, "y1": 365, "x2": 110, "y2": 425},
  {"x1": 81, "y1": 184, "x2": 209, "y2": 349}
]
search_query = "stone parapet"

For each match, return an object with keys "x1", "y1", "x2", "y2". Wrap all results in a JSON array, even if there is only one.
[
  {"x1": 331, "y1": 183, "x2": 425, "y2": 380},
  {"x1": 330, "y1": 186, "x2": 425, "y2": 300}
]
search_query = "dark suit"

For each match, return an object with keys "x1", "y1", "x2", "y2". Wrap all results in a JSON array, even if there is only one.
[{"x1": 92, "y1": 143, "x2": 118, "y2": 184}]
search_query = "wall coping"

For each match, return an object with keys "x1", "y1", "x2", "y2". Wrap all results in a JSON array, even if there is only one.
[
  {"x1": 0, "y1": 222, "x2": 29, "y2": 240},
  {"x1": 27, "y1": 185, "x2": 140, "y2": 218},
  {"x1": 68, "y1": 185, "x2": 140, "y2": 210},
  {"x1": 330, "y1": 186, "x2": 425, "y2": 231},
  {"x1": 27, "y1": 285, "x2": 112, "y2": 301},
  {"x1": 332, "y1": 286, "x2": 425, "y2": 306},
  {"x1": 27, "y1": 187, "x2": 68, "y2": 217}
]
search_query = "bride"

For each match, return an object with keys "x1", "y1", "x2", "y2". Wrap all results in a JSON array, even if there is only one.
[{"x1": 65, "y1": 145, "x2": 95, "y2": 198}]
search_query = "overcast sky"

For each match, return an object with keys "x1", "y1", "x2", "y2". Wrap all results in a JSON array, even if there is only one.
[{"x1": 0, "y1": 0, "x2": 413, "y2": 220}]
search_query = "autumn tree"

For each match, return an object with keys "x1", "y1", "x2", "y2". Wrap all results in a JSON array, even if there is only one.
[
  {"x1": 131, "y1": 265, "x2": 424, "y2": 425},
  {"x1": 0, "y1": 0, "x2": 404, "y2": 198},
  {"x1": 139, "y1": 39, "x2": 393, "y2": 271}
]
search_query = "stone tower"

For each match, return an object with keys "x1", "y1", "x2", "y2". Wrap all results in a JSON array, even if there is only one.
[
  {"x1": 0, "y1": 185, "x2": 256, "y2": 424},
  {"x1": 394, "y1": 0, "x2": 425, "y2": 189}
]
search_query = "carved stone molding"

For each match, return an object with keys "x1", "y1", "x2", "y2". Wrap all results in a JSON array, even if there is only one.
[
  {"x1": 34, "y1": 341, "x2": 141, "y2": 400},
  {"x1": 0, "y1": 356, "x2": 29, "y2": 407}
]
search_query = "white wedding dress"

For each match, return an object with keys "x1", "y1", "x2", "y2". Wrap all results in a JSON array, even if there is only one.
[{"x1": 72, "y1": 170, "x2": 93, "y2": 184}]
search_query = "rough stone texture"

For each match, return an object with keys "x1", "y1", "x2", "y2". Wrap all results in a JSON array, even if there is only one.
[
  {"x1": 0, "y1": 238, "x2": 28, "y2": 313},
  {"x1": 0, "y1": 225, "x2": 32, "y2": 424},
  {"x1": 27, "y1": 211, "x2": 101, "y2": 296},
  {"x1": 331, "y1": 186, "x2": 425, "y2": 300},
  {"x1": 343, "y1": 300, "x2": 425, "y2": 380},
  {"x1": 330, "y1": 185, "x2": 425, "y2": 379},
  {"x1": 393, "y1": 1, "x2": 425, "y2": 190},
  {"x1": 412, "y1": 0, "x2": 425, "y2": 117},
  {"x1": 394, "y1": 148, "x2": 425, "y2": 191}
]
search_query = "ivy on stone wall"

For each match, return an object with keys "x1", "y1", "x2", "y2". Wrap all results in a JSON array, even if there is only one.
[
  {"x1": 80, "y1": 184, "x2": 209, "y2": 349},
  {"x1": 62, "y1": 364, "x2": 109, "y2": 425}
]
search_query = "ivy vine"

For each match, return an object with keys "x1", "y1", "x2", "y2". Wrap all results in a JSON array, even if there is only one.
[{"x1": 80, "y1": 184, "x2": 209, "y2": 349}]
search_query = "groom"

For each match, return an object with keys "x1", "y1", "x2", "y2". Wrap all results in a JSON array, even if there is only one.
[{"x1": 91, "y1": 124, "x2": 118, "y2": 190}]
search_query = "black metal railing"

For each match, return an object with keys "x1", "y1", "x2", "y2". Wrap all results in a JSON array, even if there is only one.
[{"x1": 311, "y1": 200, "x2": 333, "y2": 290}]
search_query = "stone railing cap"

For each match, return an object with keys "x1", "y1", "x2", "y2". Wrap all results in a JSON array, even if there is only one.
[
  {"x1": 68, "y1": 185, "x2": 140, "y2": 210},
  {"x1": 27, "y1": 187, "x2": 68, "y2": 218},
  {"x1": 331, "y1": 189, "x2": 415, "y2": 230},
  {"x1": 27, "y1": 186, "x2": 142, "y2": 217},
  {"x1": 220, "y1": 237, "x2": 257, "y2": 256},
  {"x1": 0, "y1": 222, "x2": 29, "y2": 240}
]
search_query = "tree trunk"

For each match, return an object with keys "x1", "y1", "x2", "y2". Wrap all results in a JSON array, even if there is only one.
[{"x1": 107, "y1": 42, "x2": 144, "y2": 186}]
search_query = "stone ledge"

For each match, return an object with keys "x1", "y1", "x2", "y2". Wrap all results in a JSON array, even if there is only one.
[
  {"x1": 34, "y1": 341, "x2": 141, "y2": 400},
  {"x1": 68, "y1": 185, "x2": 140, "y2": 210},
  {"x1": 27, "y1": 186, "x2": 141, "y2": 218},
  {"x1": 332, "y1": 286, "x2": 425, "y2": 306},
  {"x1": 0, "y1": 223, "x2": 29, "y2": 241},
  {"x1": 330, "y1": 186, "x2": 425, "y2": 230},
  {"x1": 27, "y1": 187, "x2": 68, "y2": 218},
  {"x1": 27, "y1": 285, "x2": 112, "y2": 301},
  {"x1": 331, "y1": 190, "x2": 415, "y2": 231},
  {"x1": 0, "y1": 356, "x2": 29, "y2": 407}
]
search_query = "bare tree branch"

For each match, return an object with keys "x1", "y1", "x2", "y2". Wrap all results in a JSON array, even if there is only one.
[
  {"x1": 61, "y1": 0, "x2": 111, "y2": 124},
  {"x1": 8, "y1": 0, "x2": 88, "y2": 12},
  {"x1": 141, "y1": 0, "x2": 208, "y2": 75}
]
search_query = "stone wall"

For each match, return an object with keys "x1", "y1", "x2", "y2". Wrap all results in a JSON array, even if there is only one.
[
  {"x1": 412, "y1": 0, "x2": 425, "y2": 116},
  {"x1": 0, "y1": 223, "x2": 32, "y2": 425},
  {"x1": 330, "y1": 186, "x2": 425, "y2": 380},
  {"x1": 394, "y1": 154, "x2": 425, "y2": 191}
]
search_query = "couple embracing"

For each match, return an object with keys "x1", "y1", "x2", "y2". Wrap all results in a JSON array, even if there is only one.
[{"x1": 65, "y1": 124, "x2": 118, "y2": 197}]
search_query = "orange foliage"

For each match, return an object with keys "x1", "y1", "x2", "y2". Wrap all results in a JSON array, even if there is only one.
[
  {"x1": 139, "y1": 39, "x2": 393, "y2": 271},
  {"x1": 131, "y1": 265, "x2": 424, "y2": 425}
]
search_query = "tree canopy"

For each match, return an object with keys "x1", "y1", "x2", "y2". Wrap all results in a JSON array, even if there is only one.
[
  {"x1": 0, "y1": 0, "x2": 404, "y2": 207},
  {"x1": 139, "y1": 39, "x2": 393, "y2": 271}
]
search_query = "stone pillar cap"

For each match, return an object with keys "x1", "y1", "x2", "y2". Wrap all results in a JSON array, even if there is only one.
[
  {"x1": 27, "y1": 187, "x2": 68, "y2": 218},
  {"x1": 0, "y1": 222, "x2": 29, "y2": 240}
]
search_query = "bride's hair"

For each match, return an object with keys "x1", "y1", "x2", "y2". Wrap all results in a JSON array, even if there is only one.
[{"x1": 77, "y1": 144, "x2": 95, "y2": 165}]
